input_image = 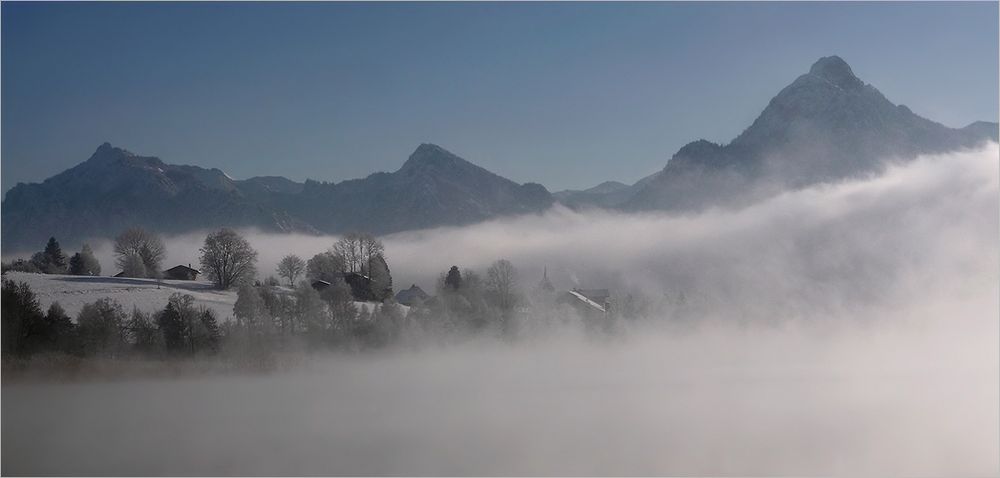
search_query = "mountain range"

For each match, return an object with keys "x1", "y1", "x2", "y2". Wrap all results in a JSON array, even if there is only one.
[{"x1": 3, "y1": 56, "x2": 996, "y2": 251}]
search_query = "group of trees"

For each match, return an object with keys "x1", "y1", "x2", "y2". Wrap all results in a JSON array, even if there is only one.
[
  {"x1": 113, "y1": 228, "x2": 166, "y2": 278},
  {"x1": 2, "y1": 248, "x2": 651, "y2": 368},
  {"x1": 2, "y1": 226, "x2": 261, "y2": 294},
  {"x1": 228, "y1": 279, "x2": 405, "y2": 353},
  {"x1": 2, "y1": 222, "x2": 653, "y2": 367},
  {"x1": 112, "y1": 226, "x2": 260, "y2": 291},
  {"x1": 3, "y1": 237, "x2": 101, "y2": 276},
  {"x1": 275, "y1": 232, "x2": 393, "y2": 301},
  {"x1": 2, "y1": 279, "x2": 219, "y2": 360},
  {"x1": 403, "y1": 259, "x2": 525, "y2": 337}
]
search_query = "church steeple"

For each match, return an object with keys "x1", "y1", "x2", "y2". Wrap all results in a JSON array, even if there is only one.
[{"x1": 538, "y1": 266, "x2": 555, "y2": 292}]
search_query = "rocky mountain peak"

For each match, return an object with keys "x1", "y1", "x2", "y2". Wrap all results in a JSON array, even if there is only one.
[
  {"x1": 86, "y1": 142, "x2": 132, "y2": 164},
  {"x1": 399, "y1": 143, "x2": 474, "y2": 175},
  {"x1": 807, "y1": 55, "x2": 864, "y2": 90}
]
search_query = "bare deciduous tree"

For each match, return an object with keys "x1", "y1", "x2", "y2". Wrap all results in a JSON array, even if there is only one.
[
  {"x1": 306, "y1": 251, "x2": 346, "y2": 282},
  {"x1": 486, "y1": 259, "x2": 518, "y2": 312},
  {"x1": 199, "y1": 229, "x2": 258, "y2": 290},
  {"x1": 277, "y1": 255, "x2": 306, "y2": 286},
  {"x1": 333, "y1": 232, "x2": 364, "y2": 273},
  {"x1": 333, "y1": 232, "x2": 383, "y2": 274},
  {"x1": 113, "y1": 228, "x2": 165, "y2": 278}
]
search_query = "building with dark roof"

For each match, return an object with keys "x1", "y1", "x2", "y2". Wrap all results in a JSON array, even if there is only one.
[{"x1": 395, "y1": 284, "x2": 429, "y2": 306}]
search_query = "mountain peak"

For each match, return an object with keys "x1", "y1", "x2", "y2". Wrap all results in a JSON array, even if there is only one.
[
  {"x1": 400, "y1": 143, "x2": 470, "y2": 173},
  {"x1": 86, "y1": 142, "x2": 132, "y2": 164},
  {"x1": 413, "y1": 143, "x2": 448, "y2": 155},
  {"x1": 808, "y1": 55, "x2": 863, "y2": 90}
]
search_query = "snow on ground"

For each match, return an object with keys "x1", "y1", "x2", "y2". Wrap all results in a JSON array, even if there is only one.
[
  {"x1": 3, "y1": 272, "x2": 238, "y2": 320},
  {"x1": 2, "y1": 272, "x2": 407, "y2": 321}
]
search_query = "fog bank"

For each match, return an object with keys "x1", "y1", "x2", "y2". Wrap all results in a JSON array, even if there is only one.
[
  {"x1": 3, "y1": 145, "x2": 998, "y2": 475},
  {"x1": 77, "y1": 144, "x2": 998, "y2": 323},
  {"x1": 4, "y1": 315, "x2": 997, "y2": 475}
]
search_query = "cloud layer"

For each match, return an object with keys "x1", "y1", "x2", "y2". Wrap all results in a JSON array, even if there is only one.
[{"x1": 4, "y1": 144, "x2": 997, "y2": 475}]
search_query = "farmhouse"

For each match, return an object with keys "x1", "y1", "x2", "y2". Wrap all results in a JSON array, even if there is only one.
[{"x1": 163, "y1": 264, "x2": 200, "y2": 281}]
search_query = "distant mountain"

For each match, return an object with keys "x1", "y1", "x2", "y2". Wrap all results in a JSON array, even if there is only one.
[
  {"x1": 1, "y1": 143, "x2": 552, "y2": 251},
  {"x1": 278, "y1": 143, "x2": 552, "y2": 234},
  {"x1": 562, "y1": 56, "x2": 999, "y2": 211},
  {"x1": 553, "y1": 181, "x2": 632, "y2": 209},
  {"x1": 4, "y1": 56, "x2": 996, "y2": 251}
]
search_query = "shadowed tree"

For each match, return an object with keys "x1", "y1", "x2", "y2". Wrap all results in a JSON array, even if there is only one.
[
  {"x1": 1, "y1": 279, "x2": 44, "y2": 357},
  {"x1": 199, "y1": 229, "x2": 258, "y2": 290},
  {"x1": 76, "y1": 298, "x2": 128, "y2": 358}
]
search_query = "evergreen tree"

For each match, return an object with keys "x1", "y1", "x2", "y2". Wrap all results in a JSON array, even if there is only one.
[
  {"x1": 445, "y1": 266, "x2": 462, "y2": 291},
  {"x1": 369, "y1": 254, "x2": 393, "y2": 301},
  {"x1": 43, "y1": 302, "x2": 76, "y2": 353},
  {"x1": 68, "y1": 244, "x2": 102, "y2": 276},
  {"x1": 156, "y1": 300, "x2": 186, "y2": 353},
  {"x1": 1, "y1": 279, "x2": 44, "y2": 357},
  {"x1": 42, "y1": 237, "x2": 67, "y2": 274},
  {"x1": 196, "y1": 308, "x2": 221, "y2": 353}
]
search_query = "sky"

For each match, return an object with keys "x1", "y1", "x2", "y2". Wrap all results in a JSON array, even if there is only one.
[{"x1": 2, "y1": 2, "x2": 997, "y2": 193}]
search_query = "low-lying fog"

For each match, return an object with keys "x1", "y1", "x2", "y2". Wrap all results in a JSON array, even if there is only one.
[{"x1": 4, "y1": 144, "x2": 998, "y2": 475}]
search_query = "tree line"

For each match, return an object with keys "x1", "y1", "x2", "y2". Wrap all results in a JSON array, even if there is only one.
[
  {"x1": 2, "y1": 280, "x2": 220, "y2": 360},
  {"x1": 2, "y1": 226, "x2": 653, "y2": 368}
]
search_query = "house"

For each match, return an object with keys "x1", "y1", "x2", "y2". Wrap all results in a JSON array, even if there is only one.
[
  {"x1": 395, "y1": 284, "x2": 429, "y2": 306},
  {"x1": 163, "y1": 264, "x2": 200, "y2": 281},
  {"x1": 310, "y1": 272, "x2": 391, "y2": 302},
  {"x1": 574, "y1": 288, "x2": 609, "y2": 306},
  {"x1": 311, "y1": 279, "x2": 331, "y2": 290},
  {"x1": 557, "y1": 288, "x2": 611, "y2": 321},
  {"x1": 342, "y1": 272, "x2": 380, "y2": 302}
]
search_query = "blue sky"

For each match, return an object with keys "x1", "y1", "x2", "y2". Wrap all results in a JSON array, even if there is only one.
[{"x1": 2, "y1": 2, "x2": 997, "y2": 193}]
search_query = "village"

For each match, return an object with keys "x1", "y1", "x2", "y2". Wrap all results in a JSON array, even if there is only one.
[{"x1": 2, "y1": 228, "x2": 628, "y2": 364}]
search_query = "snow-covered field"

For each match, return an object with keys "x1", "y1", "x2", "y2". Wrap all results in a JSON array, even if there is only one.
[
  {"x1": 2, "y1": 271, "x2": 405, "y2": 321},
  {"x1": 3, "y1": 271, "x2": 239, "y2": 320}
]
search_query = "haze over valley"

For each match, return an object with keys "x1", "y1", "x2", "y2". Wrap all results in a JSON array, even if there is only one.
[{"x1": 2, "y1": 2, "x2": 998, "y2": 475}]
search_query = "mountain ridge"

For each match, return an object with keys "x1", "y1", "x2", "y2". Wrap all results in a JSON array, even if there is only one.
[
  {"x1": 3, "y1": 56, "x2": 997, "y2": 250},
  {"x1": 559, "y1": 55, "x2": 998, "y2": 211},
  {"x1": 1, "y1": 143, "x2": 553, "y2": 250}
]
